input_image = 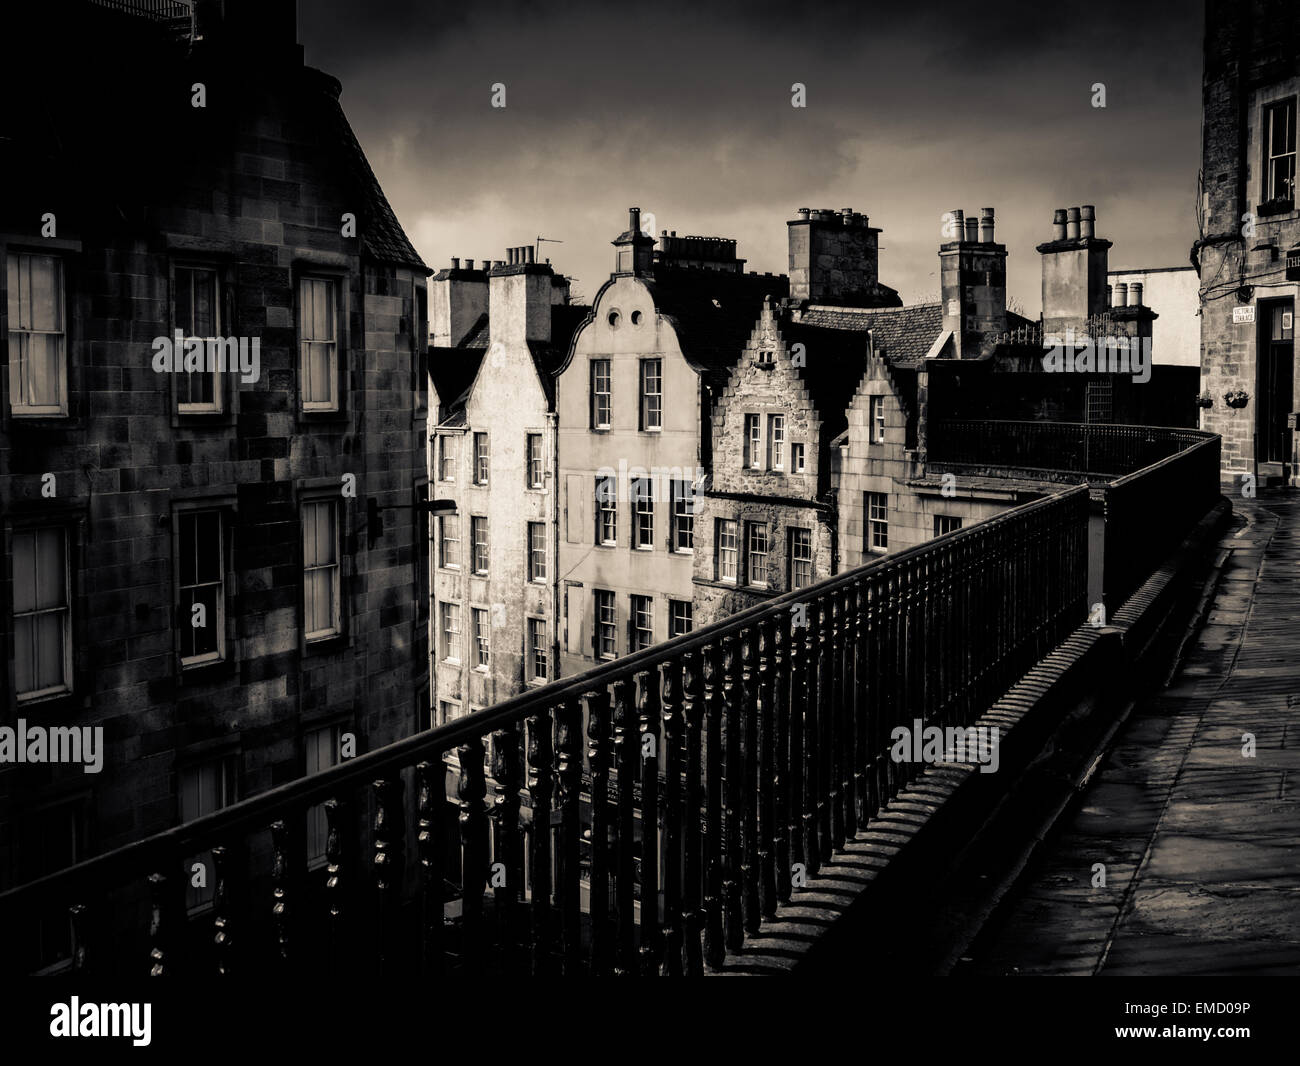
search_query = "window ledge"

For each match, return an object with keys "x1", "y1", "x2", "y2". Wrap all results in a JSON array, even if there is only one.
[{"x1": 303, "y1": 633, "x2": 347, "y2": 658}]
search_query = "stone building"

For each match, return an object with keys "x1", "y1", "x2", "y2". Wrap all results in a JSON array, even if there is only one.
[
  {"x1": 0, "y1": 0, "x2": 429, "y2": 958},
  {"x1": 1197, "y1": 0, "x2": 1300, "y2": 486},
  {"x1": 555, "y1": 209, "x2": 784, "y2": 674},
  {"x1": 428, "y1": 247, "x2": 583, "y2": 725}
]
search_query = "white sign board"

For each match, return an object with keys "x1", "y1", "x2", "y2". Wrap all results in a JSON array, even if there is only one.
[{"x1": 1232, "y1": 305, "x2": 1255, "y2": 324}]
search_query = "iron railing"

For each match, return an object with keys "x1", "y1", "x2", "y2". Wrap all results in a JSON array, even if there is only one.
[
  {"x1": 929, "y1": 420, "x2": 1209, "y2": 478},
  {"x1": 1, "y1": 487, "x2": 1092, "y2": 978},
  {"x1": 1103, "y1": 434, "x2": 1223, "y2": 608}
]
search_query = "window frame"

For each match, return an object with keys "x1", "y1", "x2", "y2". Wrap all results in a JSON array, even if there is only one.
[
  {"x1": 788, "y1": 527, "x2": 813, "y2": 590},
  {"x1": 594, "y1": 589, "x2": 617, "y2": 660},
  {"x1": 630, "y1": 594, "x2": 654, "y2": 652},
  {"x1": 439, "y1": 599, "x2": 462, "y2": 664},
  {"x1": 298, "y1": 273, "x2": 342, "y2": 413},
  {"x1": 868, "y1": 491, "x2": 889, "y2": 553},
  {"x1": 743, "y1": 413, "x2": 761, "y2": 469},
  {"x1": 716, "y1": 518, "x2": 738, "y2": 583},
  {"x1": 1263, "y1": 96, "x2": 1297, "y2": 204},
  {"x1": 526, "y1": 432, "x2": 544, "y2": 489},
  {"x1": 437, "y1": 432, "x2": 458, "y2": 482},
  {"x1": 12, "y1": 524, "x2": 73, "y2": 702},
  {"x1": 767, "y1": 413, "x2": 785, "y2": 470},
  {"x1": 173, "y1": 262, "x2": 225, "y2": 415},
  {"x1": 6, "y1": 251, "x2": 68, "y2": 418},
  {"x1": 668, "y1": 599, "x2": 693, "y2": 639},
  {"x1": 471, "y1": 515, "x2": 489, "y2": 575},
  {"x1": 596, "y1": 476, "x2": 617, "y2": 547},
  {"x1": 527, "y1": 521, "x2": 547, "y2": 583},
  {"x1": 640, "y1": 358, "x2": 663, "y2": 431},
  {"x1": 633, "y1": 476, "x2": 654, "y2": 550},
  {"x1": 438, "y1": 513, "x2": 460, "y2": 570},
  {"x1": 671, "y1": 479, "x2": 694, "y2": 553},
  {"x1": 870, "y1": 395, "x2": 886, "y2": 444},
  {"x1": 745, "y1": 521, "x2": 770, "y2": 587},
  {"x1": 473, "y1": 431, "x2": 490, "y2": 486},
  {"x1": 591, "y1": 358, "x2": 612, "y2": 429},
  {"x1": 471, "y1": 605, "x2": 490, "y2": 671},
  {"x1": 302, "y1": 497, "x2": 343, "y2": 642},
  {"x1": 176, "y1": 506, "x2": 228, "y2": 668},
  {"x1": 179, "y1": 753, "x2": 238, "y2": 913},
  {"x1": 527, "y1": 615, "x2": 549, "y2": 683},
  {"x1": 791, "y1": 441, "x2": 806, "y2": 473}
]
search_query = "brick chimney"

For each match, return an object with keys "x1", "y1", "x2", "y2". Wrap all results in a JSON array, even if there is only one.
[
  {"x1": 1038, "y1": 204, "x2": 1112, "y2": 338},
  {"x1": 787, "y1": 207, "x2": 881, "y2": 304},
  {"x1": 429, "y1": 259, "x2": 488, "y2": 347},
  {"x1": 489, "y1": 249, "x2": 555, "y2": 348},
  {"x1": 939, "y1": 206, "x2": 1008, "y2": 358}
]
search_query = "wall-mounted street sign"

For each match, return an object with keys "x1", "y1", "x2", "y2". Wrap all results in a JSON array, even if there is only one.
[
  {"x1": 1286, "y1": 246, "x2": 1300, "y2": 281},
  {"x1": 1233, "y1": 305, "x2": 1256, "y2": 324}
]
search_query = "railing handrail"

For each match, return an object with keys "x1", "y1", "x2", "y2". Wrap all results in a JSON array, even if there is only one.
[
  {"x1": 1105, "y1": 433, "x2": 1220, "y2": 489},
  {"x1": 933, "y1": 419, "x2": 1214, "y2": 439},
  {"x1": 0, "y1": 483, "x2": 1088, "y2": 914}
]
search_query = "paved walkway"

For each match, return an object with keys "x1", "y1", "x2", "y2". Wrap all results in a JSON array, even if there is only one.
[{"x1": 974, "y1": 493, "x2": 1300, "y2": 976}]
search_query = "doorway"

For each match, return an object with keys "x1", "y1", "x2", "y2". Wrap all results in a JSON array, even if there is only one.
[{"x1": 1257, "y1": 298, "x2": 1295, "y2": 466}]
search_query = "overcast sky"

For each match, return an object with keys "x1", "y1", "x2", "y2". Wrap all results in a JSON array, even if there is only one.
[{"x1": 299, "y1": 0, "x2": 1204, "y2": 312}]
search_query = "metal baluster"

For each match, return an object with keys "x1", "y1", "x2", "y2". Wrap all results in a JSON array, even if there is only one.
[
  {"x1": 659, "y1": 659, "x2": 684, "y2": 976},
  {"x1": 148, "y1": 872, "x2": 169, "y2": 977},
  {"x1": 372, "y1": 779, "x2": 405, "y2": 977},
  {"x1": 803, "y1": 600, "x2": 821, "y2": 876},
  {"x1": 554, "y1": 700, "x2": 583, "y2": 975},
  {"x1": 680, "y1": 649, "x2": 705, "y2": 976},
  {"x1": 816, "y1": 598, "x2": 834, "y2": 865},
  {"x1": 270, "y1": 821, "x2": 290, "y2": 966},
  {"x1": 585, "y1": 689, "x2": 613, "y2": 976},
  {"x1": 773, "y1": 611, "x2": 792, "y2": 906},
  {"x1": 69, "y1": 904, "x2": 88, "y2": 975},
  {"x1": 840, "y1": 585, "x2": 857, "y2": 840},
  {"x1": 757, "y1": 618, "x2": 777, "y2": 920},
  {"x1": 526, "y1": 712, "x2": 553, "y2": 976},
  {"x1": 829, "y1": 592, "x2": 846, "y2": 851},
  {"x1": 415, "y1": 763, "x2": 445, "y2": 976},
  {"x1": 637, "y1": 670, "x2": 661, "y2": 976},
  {"x1": 721, "y1": 633, "x2": 744, "y2": 951},
  {"x1": 789, "y1": 606, "x2": 807, "y2": 880},
  {"x1": 702, "y1": 645, "x2": 725, "y2": 968},
  {"x1": 489, "y1": 729, "x2": 522, "y2": 972},
  {"x1": 457, "y1": 740, "x2": 487, "y2": 973},
  {"x1": 852, "y1": 581, "x2": 867, "y2": 832},
  {"x1": 612, "y1": 680, "x2": 637, "y2": 975},
  {"x1": 212, "y1": 844, "x2": 232, "y2": 975}
]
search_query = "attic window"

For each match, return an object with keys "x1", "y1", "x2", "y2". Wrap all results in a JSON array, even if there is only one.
[
  {"x1": 607, "y1": 311, "x2": 621, "y2": 328},
  {"x1": 631, "y1": 310, "x2": 643, "y2": 325}
]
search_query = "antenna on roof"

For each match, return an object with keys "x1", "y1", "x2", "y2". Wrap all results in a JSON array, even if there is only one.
[{"x1": 536, "y1": 235, "x2": 563, "y2": 261}]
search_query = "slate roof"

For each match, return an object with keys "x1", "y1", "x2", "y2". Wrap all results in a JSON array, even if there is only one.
[
  {"x1": 316, "y1": 79, "x2": 429, "y2": 273},
  {"x1": 777, "y1": 319, "x2": 870, "y2": 440},
  {"x1": 793, "y1": 303, "x2": 945, "y2": 368},
  {"x1": 643, "y1": 266, "x2": 790, "y2": 387},
  {"x1": 429, "y1": 347, "x2": 485, "y2": 424},
  {"x1": 531, "y1": 303, "x2": 594, "y2": 405}
]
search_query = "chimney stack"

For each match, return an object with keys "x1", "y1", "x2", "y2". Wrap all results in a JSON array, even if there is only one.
[
  {"x1": 1080, "y1": 204, "x2": 1096, "y2": 238},
  {"x1": 940, "y1": 205, "x2": 1008, "y2": 356},
  {"x1": 787, "y1": 206, "x2": 883, "y2": 303}
]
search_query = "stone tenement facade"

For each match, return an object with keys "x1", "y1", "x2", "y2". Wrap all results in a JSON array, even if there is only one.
[
  {"x1": 429, "y1": 246, "x2": 583, "y2": 724},
  {"x1": 0, "y1": 0, "x2": 429, "y2": 945},
  {"x1": 1198, "y1": 0, "x2": 1300, "y2": 485}
]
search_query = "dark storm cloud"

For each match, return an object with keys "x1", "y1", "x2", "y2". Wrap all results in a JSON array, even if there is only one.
[{"x1": 299, "y1": 0, "x2": 1203, "y2": 308}]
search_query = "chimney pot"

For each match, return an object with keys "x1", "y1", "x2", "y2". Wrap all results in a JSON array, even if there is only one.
[
  {"x1": 1052, "y1": 209, "x2": 1067, "y2": 240},
  {"x1": 527, "y1": 246, "x2": 536, "y2": 264},
  {"x1": 949, "y1": 209, "x2": 964, "y2": 241},
  {"x1": 1080, "y1": 204, "x2": 1096, "y2": 238},
  {"x1": 629, "y1": 206, "x2": 641, "y2": 235},
  {"x1": 979, "y1": 207, "x2": 995, "y2": 243},
  {"x1": 451, "y1": 257, "x2": 460, "y2": 270},
  {"x1": 1113, "y1": 282, "x2": 1128, "y2": 308},
  {"x1": 965, "y1": 217, "x2": 979, "y2": 243},
  {"x1": 465, "y1": 259, "x2": 474, "y2": 270},
  {"x1": 1066, "y1": 207, "x2": 1080, "y2": 240},
  {"x1": 494, "y1": 260, "x2": 504, "y2": 269},
  {"x1": 1130, "y1": 281, "x2": 1142, "y2": 306},
  {"x1": 508, "y1": 248, "x2": 516, "y2": 265},
  {"x1": 797, "y1": 208, "x2": 810, "y2": 220}
]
